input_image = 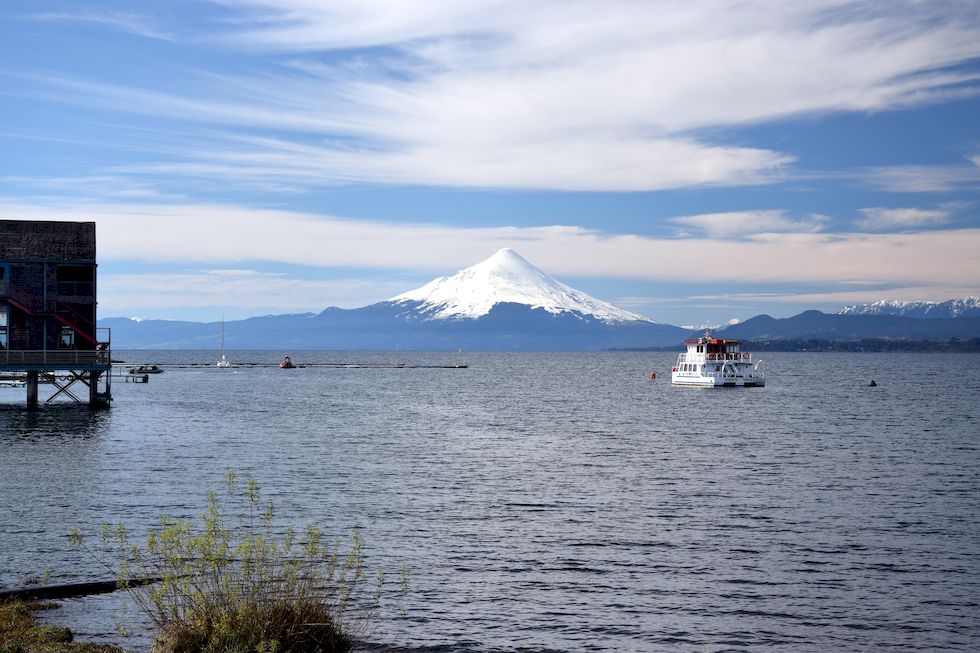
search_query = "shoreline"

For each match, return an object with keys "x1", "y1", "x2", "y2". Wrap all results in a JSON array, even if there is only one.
[{"x1": 0, "y1": 599, "x2": 124, "y2": 653}]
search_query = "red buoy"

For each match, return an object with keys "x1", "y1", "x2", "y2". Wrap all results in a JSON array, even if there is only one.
[{"x1": 649, "y1": 371, "x2": 656, "y2": 379}]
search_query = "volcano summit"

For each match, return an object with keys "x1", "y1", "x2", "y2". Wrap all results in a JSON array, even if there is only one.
[{"x1": 392, "y1": 248, "x2": 649, "y2": 323}]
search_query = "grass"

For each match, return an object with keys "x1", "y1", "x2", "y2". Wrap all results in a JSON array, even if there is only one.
[
  {"x1": 0, "y1": 600, "x2": 123, "y2": 653},
  {"x1": 70, "y1": 470, "x2": 401, "y2": 653}
]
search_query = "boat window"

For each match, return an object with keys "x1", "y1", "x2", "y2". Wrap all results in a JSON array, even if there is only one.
[{"x1": 0, "y1": 305, "x2": 6, "y2": 350}]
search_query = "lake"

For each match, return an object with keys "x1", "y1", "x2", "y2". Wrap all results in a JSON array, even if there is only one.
[{"x1": 1, "y1": 351, "x2": 978, "y2": 652}]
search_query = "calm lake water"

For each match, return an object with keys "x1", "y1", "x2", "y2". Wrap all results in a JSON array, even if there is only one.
[{"x1": 1, "y1": 351, "x2": 978, "y2": 652}]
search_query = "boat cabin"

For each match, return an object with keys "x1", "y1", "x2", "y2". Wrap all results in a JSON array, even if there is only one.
[{"x1": 683, "y1": 335, "x2": 746, "y2": 361}]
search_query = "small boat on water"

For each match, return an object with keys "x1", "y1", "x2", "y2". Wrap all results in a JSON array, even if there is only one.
[
  {"x1": 217, "y1": 318, "x2": 230, "y2": 368},
  {"x1": 672, "y1": 330, "x2": 764, "y2": 387},
  {"x1": 128, "y1": 364, "x2": 163, "y2": 375},
  {"x1": 279, "y1": 356, "x2": 295, "y2": 369}
]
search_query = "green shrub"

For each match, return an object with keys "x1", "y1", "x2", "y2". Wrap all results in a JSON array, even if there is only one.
[{"x1": 71, "y1": 470, "x2": 398, "y2": 653}]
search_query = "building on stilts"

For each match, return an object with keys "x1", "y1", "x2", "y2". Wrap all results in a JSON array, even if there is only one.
[{"x1": 0, "y1": 220, "x2": 111, "y2": 408}]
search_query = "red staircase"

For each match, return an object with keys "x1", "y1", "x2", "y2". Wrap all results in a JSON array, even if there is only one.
[{"x1": 2, "y1": 281, "x2": 104, "y2": 347}]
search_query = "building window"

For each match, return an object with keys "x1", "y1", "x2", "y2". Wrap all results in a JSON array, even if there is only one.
[
  {"x1": 59, "y1": 326, "x2": 75, "y2": 349},
  {"x1": 57, "y1": 265, "x2": 94, "y2": 297}
]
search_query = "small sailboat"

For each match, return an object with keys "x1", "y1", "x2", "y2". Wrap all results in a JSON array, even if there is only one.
[{"x1": 217, "y1": 318, "x2": 231, "y2": 368}]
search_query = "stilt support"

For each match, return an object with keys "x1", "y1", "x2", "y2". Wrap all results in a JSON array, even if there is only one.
[
  {"x1": 90, "y1": 370, "x2": 111, "y2": 408},
  {"x1": 26, "y1": 372, "x2": 38, "y2": 408},
  {"x1": 89, "y1": 371, "x2": 98, "y2": 406}
]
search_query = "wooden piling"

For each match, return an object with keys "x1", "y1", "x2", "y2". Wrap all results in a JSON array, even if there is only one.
[{"x1": 26, "y1": 371, "x2": 38, "y2": 408}]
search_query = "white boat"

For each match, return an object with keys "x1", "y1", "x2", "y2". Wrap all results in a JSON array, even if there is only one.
[
  {"x1": 672, "y1": 330, "x2": 764, "y2": 387},
  {"x1": 217, "y1": 318, "x2": 231, "y2": 368}
]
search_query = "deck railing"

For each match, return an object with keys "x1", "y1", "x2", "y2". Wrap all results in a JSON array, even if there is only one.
[
  {"x1": 0, "y1": 349, "x2": 111, "y2": 367},
  {"x1": 678, "y1": 352, "x2": 752, "y2": 363}
]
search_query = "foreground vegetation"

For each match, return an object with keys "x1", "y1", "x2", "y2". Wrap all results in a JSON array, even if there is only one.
[
  {"x1": 0, "y1": 600, "x2": 123, "y2": 653},
  {"x1": 71, "y1": 470, "x2": 401, "y2": 653}
]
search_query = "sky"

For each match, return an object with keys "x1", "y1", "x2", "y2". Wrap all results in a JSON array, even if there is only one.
[{"x1": 1, "y1": 0, "x2": 979, "y2": 326}]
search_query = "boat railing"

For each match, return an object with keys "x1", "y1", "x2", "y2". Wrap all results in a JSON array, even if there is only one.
[
  {"x1": 679, "y1": 352, "x2": 754, "y2": 363},
  {"x1": 706, "y1": 352, "x2": 751, "y2": 361}
]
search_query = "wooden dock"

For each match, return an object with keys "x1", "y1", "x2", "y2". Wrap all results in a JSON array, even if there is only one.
[{"x1": 116, "y1": 362, "x2": 468, "y2": 370}]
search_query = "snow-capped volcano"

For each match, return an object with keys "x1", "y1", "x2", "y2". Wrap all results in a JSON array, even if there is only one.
[{"x1": 392, "y1": 248, "x2": 651, "y2": 323}]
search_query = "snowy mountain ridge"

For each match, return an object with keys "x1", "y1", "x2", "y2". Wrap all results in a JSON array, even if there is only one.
[
  {"x1": 391, "y1": 248, "x2": 651, "y2": 323},
  {"x1": 838, "y1": 296, "x2": 980, "y2": 319}
]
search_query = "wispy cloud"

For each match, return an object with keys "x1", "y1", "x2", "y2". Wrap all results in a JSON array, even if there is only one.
[
  {"x1": 0, "y1": 175, "x2": 183, "y2": 201},
  {"x1": 686, "y1": 287, "x2": 980, "y2": 306},
  {"x1": 2, "y1": 200, "x2": 977, "y2": 290},
  {"x1": 27, "y1": 10, "x2": 173, "y2": 40},
  {"x1": 859, "y1": 156, "x2": 980, "y2": 192},
  {"x1": 671, "y1": 210, "x2": 827, "y2": 238},
  {"x1": 100, "y1": 269, "x2": 406, "y2": 317},
  {"x1": 857, "y1": 206, "x2": 953, "y2": 230},
  {"x1": 10, "y1": 1, "x2": 980, "y2": 192}
]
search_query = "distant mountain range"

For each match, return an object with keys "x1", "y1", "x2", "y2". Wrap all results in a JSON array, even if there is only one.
[
  {"x1": 722, "y1": 310, "x2": 980, "y2": 342},
  {"x1": 99, "y1": 250, "x2": 980, "y2": 350},
  {"x1": 102, "y1": 249, "x2": 689, "y2": 350},
  {"x1": 839, "y1": 297, "x2": 980, "y2": 319}
]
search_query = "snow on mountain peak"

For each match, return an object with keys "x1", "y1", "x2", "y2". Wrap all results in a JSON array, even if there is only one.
[
  {"x1": 839, "y1": 296, "x2": 980, "y2": 318},
  {"x1": 391, "y1": 248, "x2": 650, "y2": 323}
]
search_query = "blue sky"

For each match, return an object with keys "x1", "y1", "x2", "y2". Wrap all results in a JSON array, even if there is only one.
[{"x1": 1, "y1": 0, "x2": 979, "y2": 325}]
